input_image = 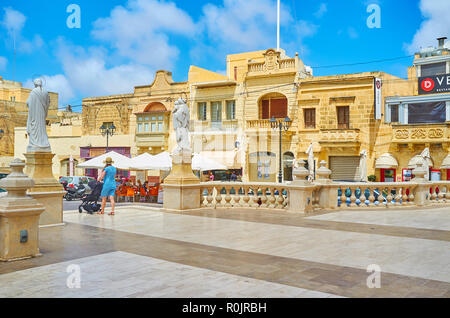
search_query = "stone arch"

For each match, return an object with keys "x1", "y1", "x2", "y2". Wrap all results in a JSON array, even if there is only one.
[
  {"x1": 144, "y1": 102, "x2": 167, "y2": 113},
  {"x1": 258, "y1": 92, "x2": 288, "y2": 119},
  {"x1": 283, "y1": 151, "x2": 295, "y2": 182}
]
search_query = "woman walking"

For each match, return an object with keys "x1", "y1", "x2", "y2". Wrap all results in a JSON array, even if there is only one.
[{"x1": 98, "y1": 157, "x2": 117, "y2": 216}]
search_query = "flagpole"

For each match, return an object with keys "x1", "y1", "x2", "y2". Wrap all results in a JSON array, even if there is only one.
[
  {"x1": 277, "y1": 0, "x2": 280, "y2": 51},
  {"x1": 13, "y1": 31, "x2": 16, "y2": 82}
]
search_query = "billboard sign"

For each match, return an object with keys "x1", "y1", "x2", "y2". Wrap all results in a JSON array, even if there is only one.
[
  {"x1": 374, "y1": 78, "x2": 382, "y2": 120},
  {"x1": 419, "y1": 73, "x2": 450, "y2": 95}
]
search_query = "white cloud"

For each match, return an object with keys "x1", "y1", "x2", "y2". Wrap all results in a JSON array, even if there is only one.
[
  {"x1": 1, "y1": 7, "x2": 44, "y2": 53},
  {"x1": 24, "y1": 74, "x2": 76, "y2": 104},
  {"x1": 91, "y1": 0, "x2": 196, "y2": 69},
  {"x1": 199, "y1": 0, "x2": 293, "y2": 50},
  {"x1": 406, "y1": 0, "x2": 450, "y2": 53},
  {"x1": 314, "y1": 3, "x2": 328, "y2": 18},
  {"x1": 1, "y1": 7, "x2": 26, "y2": 35},
  {"x1": 296, "y1": 20, "x2": 319, "y2": 38},
  {"x1": 0, "y1": 56, "x2": 7, "y2": 71},
  {"x1": 53, "y1": 39, "x2": 154, "y2": 101}
]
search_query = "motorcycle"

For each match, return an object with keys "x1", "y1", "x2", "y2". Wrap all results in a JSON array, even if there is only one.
[{"x1": 64, "y1": 184, "x2": 86, "y2": 201}]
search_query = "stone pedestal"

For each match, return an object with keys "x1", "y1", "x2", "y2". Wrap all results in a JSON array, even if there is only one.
[
  {"x1": 315, "y1": 161, "x2": 336, "y2": 210},
  {"x1": 288, "y1": 166, "x2": 314, "y2": 213},
  {"x1": 24, "y1": 152, "x2": 65, "y2": 226},
  {"x1": 412, "y1": 162, "x2": 431, "y2": 207},
  {"x1": 163, "y1": 152, "x2": 201, "y2": 211},
  {"x1": 0, "y1": 159, "x2": 45, "y2": 262}
]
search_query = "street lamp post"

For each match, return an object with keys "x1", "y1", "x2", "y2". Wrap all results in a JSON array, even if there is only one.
[
  {"x1": 99, "y1": 124, "x2": 116, "y2": 153},
  {"x1": 270, "y1": 116, "x2": 292, "y2": 183}
]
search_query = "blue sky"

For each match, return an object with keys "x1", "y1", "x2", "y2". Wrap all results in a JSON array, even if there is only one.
[{"x1": 0, "y1": 0, "x2": 449, "y2": 110}]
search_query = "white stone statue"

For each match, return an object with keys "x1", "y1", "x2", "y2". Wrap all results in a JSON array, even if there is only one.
[
  {"x1": 26, "y1": 78, "x2": 51, "y2": 152},
  {"x1": 360, "y1": 150, "x2": 368, "y2": 182},
  {"x1": 306, "y1": 143, "x2": 314, "y2": 182},
  {"x1": 172, "y1": 98, "x2": 191, "y2": 156},
  {"x1": 420, "y1": 148, "x2": 431, "y2": 181}
]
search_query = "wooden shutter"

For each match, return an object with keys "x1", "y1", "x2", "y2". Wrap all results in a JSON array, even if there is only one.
[
  {"x1": 304, "y1": 109, "x2": 316, "y2": 129},
  {"x1": 270, "y1": 98, "x2": 288, "y2": 119},
  {"x1": 261, "y1": 100, "x2": 270, "y2": 119},
  {"x1": 337, "y1": 106, "x2": 349, "y2": 129}
]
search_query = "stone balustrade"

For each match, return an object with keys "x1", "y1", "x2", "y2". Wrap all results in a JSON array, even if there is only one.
[
  {"x1": 429, "y1": 182, "x2": 450, "y2": 203},
  {"x1": 200, "y1": 182, "x2": 290, "y2": 210},
  {"x1": 167, "y1": 160, "x2": 449, "y2": 213},
  {"x1": 332, "y1": 183, "x2": 419, "y2": 208},
  {"x1": 248, "y1": 62, "x2": 265, "y2": 73},
  {"x1": 279, "y1": 58, "x2": 296, "y2": 69}
]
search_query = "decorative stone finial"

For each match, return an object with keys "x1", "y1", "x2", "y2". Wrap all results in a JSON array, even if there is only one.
[
  {"x1": 0, "y1": 159, "x2": 35, "y2": 198},
  {"x1": 316, "y1": 160, "x2": 332, "y2": 181}
]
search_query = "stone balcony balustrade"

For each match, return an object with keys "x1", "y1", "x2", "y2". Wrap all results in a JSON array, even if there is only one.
[
  {"x1": 319, "y1": 129, "x2": 360, "y2": 142},
  {"x1": 392, "y1": 123, "x2": 450, "y2": 144}
]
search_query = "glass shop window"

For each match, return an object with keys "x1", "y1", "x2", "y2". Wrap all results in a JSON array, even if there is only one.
[
  {"x1": 421, "y1": 62, "x2": 446, "y2": 77},
  {"x1": 408, "y1": 102, "x2": 446, "y2": 124},
  {"x1": 391, "y1": 105, "x2": 399, "y2": 123}
]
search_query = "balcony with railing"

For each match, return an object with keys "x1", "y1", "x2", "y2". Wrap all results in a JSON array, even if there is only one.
[{"x1": 319, "y1": 129, "x2": 360, "y2": 146}]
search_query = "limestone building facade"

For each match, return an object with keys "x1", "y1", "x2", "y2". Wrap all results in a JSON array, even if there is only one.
[{"x1": 11, "y1": 39, "x2": 450, "y2": 182}]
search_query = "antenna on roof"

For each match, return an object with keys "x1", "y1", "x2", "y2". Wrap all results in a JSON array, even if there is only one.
[{"x1": 13, "y1": 31, "x2": 16, "y2": 82}]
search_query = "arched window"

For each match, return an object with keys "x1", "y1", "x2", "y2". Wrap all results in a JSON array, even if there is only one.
[
  {"x1": 144, "y1": 102, "x2": 167, "y2": 113},
  {"x1": 137, "y1": 102, "x2": 169, "y2": 134},
  {"x1": 259, "y1": 93, "x2": 288, "y2": 119},
  {"x1": 283, "y1": 152, "x2": 295, "y2": 182}
]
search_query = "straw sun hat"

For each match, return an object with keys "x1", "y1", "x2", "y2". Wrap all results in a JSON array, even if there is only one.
[{"x1": 103, "y1": 157, "x2": 114, "y2": 164}]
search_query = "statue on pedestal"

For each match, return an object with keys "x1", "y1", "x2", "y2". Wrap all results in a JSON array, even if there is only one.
[
  {"x1": 172, "y1": 98, "x2": 191, "y2": 157},
  {"x1": 26, "y1": 78, "x2": 51, "y2": 153}
]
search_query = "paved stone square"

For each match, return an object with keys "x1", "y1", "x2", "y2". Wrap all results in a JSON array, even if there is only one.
[{"x1": 0, "y1": 206, "x2": 449, "y2": 298}]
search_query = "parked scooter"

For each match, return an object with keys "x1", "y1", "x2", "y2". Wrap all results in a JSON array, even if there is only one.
[{"x1": 64, "y1": 184, "x2": 86, "y2": 201}]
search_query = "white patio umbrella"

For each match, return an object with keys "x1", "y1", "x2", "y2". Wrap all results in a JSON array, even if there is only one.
[
  {"x1": 133, "y1": 151, "x2": 172, "y2": 171},
  {"x1": 78, "y1": 151, "x2": 132, "y2": 170},
  {"x1": 360, "y1": 150, "x2": 368, "y2": 182},
  {"x1": 192, "y1": 153, "x2": 227, "y2": 171},
  {"x1": 129, "y1": 153, "x2": 154, "y2": 170},
  {"x1": 306, "y1": 143, "x2": 314, "y2": 181}
]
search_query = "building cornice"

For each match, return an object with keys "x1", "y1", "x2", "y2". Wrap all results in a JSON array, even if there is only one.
[
  {"x1": 413, "y1": 55, "x2": 450, "y2": 66},
  {"x1": 386, "y1": 93, "x2": 450, "y2": 104}
]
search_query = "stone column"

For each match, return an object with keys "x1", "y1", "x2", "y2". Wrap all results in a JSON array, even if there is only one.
[
  {"x1": 288, "y1": 166, "x2": 314, "y2": 213},
  {"x1": 24, "y1": 152, "x2": 65, "y2": 226},
  {"x1": 163, "y1": 151, "x2": 201, "y2": 211},
  {"x1": 412, "y1": 162, "x2": 431, "y2": 207},
  {"x1": 315, "y1": 160, "x2": 337, "y2": 210},
  {"x1": 0, "y1": 159, "x2": 45, "y2": 262}
]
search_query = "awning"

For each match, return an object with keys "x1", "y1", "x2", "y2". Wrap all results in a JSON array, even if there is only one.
[
  {"x1": 375, "y1": 153, "x2": 398, "y2": 169},
  {"x1": 199, "y1": 150, "x2": 242, "y2": 170},
  {"x1": 408, "y1": 155, "x2": 433, "y2": 169},
  {"x1": 441, "y1": 154, "x2": 450, "y2": 169},
  {"x1": 129, "y1": 153, "x2": 154, "y2": 170},
  {"x1": 78, "y1": 151, "x2": 132, "y2": 170},
  {"x1": 192, "y1": 154, "x2": 227, "y2": 171},
  {"x1": 133, "y1": 151, "x2": 172, "y2": 171}
]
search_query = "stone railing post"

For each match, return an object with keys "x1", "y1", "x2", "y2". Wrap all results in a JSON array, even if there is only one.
[
  {"x1": 0, "y1": 159, "x2": 45, "y2": 262},
  {"x1": 288, "y1": 166, "x2": 314, "y2": 213},
  {"x1": 412, "y1": 162, "x2": 431, "y2": 207},
  {"x1": 314, "y1": 160, "x2": 336, "y2": 209}
]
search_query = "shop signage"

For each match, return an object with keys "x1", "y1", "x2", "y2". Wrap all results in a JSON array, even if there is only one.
[
  {"x1": 374, "y1": 78, "x2": 382, "y2": 120},
  {"x1": 419, "y1": 73, "x2": 450, "y2": 95}
]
